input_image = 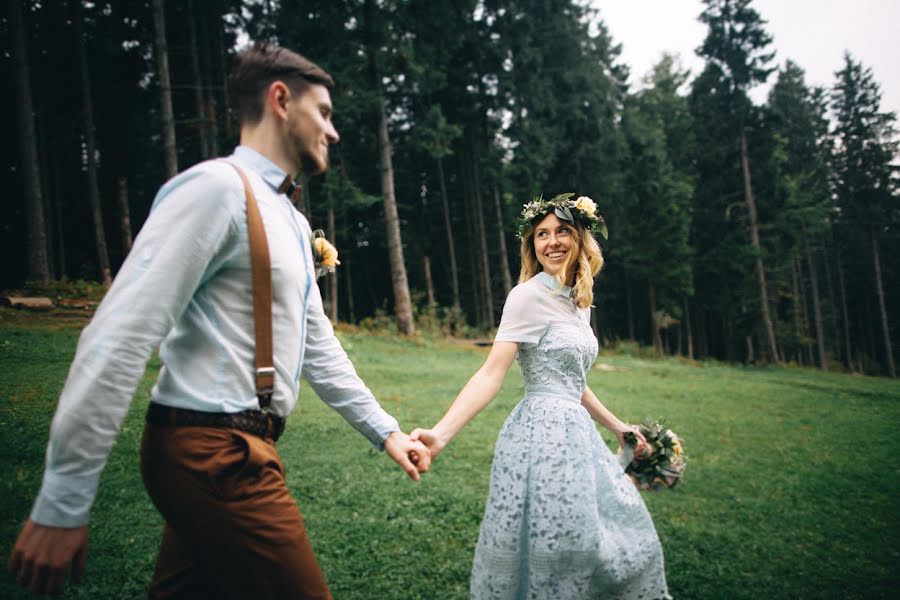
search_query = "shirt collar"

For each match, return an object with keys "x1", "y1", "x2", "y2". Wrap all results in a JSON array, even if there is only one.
[
  {"x1": 536, "y1": 271, "x2": 572, "y2": 297},
  {"x1": 232, "y1": 145, "x2": 294, "y2": 194}
]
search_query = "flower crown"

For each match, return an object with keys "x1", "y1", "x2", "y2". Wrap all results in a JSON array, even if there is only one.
[{"x1": 515, "y1": 193, "x2": 608, "y2": 240}]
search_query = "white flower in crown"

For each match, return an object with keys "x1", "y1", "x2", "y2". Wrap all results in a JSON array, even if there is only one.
[{"x1": 574, "y1": 196, "x2": 597, "y2": 218}]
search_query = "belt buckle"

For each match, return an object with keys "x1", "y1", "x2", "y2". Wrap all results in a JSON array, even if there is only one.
[{"x1": 263, "y1": 410, "x2": 285, "y2": 441}]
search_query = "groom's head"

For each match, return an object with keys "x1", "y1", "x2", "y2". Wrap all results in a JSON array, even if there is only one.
[{"x1": 231, "y1": 43, "x2": 339, "y2": 174}]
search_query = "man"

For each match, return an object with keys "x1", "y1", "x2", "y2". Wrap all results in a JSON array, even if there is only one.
[{"x1": 7, "y1": 43, "x2": 430, "y2": 599}]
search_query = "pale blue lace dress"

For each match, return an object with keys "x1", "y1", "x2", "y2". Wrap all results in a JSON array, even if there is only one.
[{"x1": 470, "y1": 272, "x2": 671, "y2": 600}]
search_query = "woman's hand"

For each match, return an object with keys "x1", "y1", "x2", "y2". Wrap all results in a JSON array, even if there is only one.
[
  {"x1": 409, "y1": 428, "x2": 448, "y2": 460},
  {"x1": 614, "y1": 424, "x2": 648, "y2": 458},
  {"x1": 384, "y1": 431, "x2": 432, "y2": 481}
]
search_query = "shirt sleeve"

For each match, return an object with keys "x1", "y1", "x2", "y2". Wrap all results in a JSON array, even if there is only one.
[
  {"x1": 494, "y1": 283, "x2": 547, "y2": 349},
  {"x1": 30, "y1": 164, "x2": 242, "y2": 527},
  {"x1": 301, "y1": 282, "x2": 400, "y2": 449}
]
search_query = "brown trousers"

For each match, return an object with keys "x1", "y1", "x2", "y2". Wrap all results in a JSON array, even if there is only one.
[{"x1": 140, "y1": 422, "x2": 332, "y2": 599}]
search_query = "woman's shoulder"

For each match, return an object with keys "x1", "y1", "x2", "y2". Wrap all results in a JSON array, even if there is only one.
[
  {"x1": 503, "y1": 277, "x2": 557, "y2": 319},
  {"x1": 505, "y1": 276, "x2": 545, "y2": 303}
]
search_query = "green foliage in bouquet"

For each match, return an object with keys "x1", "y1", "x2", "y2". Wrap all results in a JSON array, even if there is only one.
[{"x1": 620, "y1": 419, "x2": 686, "y2": 491}]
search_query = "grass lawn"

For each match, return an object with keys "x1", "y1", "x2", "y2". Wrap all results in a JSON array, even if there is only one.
[{"x1": 1, "y1": 312, "x2": 899, "y2": 599}]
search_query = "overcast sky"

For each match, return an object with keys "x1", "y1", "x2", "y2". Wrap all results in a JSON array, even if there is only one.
[{"x1": 593, "y1": 0, "x2": 900, "y2": 118}]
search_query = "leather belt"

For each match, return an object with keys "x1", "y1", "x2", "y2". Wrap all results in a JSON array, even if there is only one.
[{"x1": 146, "y1": 403, "x2": 286, "y2": 442}]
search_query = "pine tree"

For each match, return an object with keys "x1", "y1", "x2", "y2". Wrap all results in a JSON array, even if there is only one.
[
  {"x1": 696, "y1": 0, "x2": 779, "y2": 362},
  {"x1": 10, "y1": 0, "x2": 51, "y2": 287},
  {"x1": 831, "y1": 53, "x2": 898, "y2": 377}
]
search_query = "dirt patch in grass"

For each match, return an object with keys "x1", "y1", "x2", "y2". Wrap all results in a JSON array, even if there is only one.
[{"x1": 0, "y1": 306, "x2": 93, "y2": 330}]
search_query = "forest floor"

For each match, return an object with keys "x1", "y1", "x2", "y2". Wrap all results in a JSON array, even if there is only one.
[{"x1": 1, "y1": 315, "x2": 898, "y2": 599}]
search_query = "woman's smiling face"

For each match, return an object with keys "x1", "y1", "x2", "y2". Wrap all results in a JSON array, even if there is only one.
[{"x1": 533, "y1": 213, "x2": 574, "y2": 276}]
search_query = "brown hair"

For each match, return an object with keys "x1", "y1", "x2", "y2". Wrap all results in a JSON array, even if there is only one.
[
  {"x1": 229, "y1": 43, "x2": 334, "y2": 126},
  {"x1": 519, "y1": 218, "x2": 604, "y2": 309}
]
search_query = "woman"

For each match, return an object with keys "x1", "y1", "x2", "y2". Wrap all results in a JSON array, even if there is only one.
[{"x1": 412, "y1": 194, "x2": 671, "y2": 599}]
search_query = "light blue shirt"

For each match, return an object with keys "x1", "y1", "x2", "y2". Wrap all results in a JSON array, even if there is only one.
[{"x1": 31, "y1": 146, "x2": 400, "y2": 527}]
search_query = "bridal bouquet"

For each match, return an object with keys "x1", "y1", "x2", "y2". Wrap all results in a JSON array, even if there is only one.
[{"x1": 619, "y1": 420, "x2": 686, "y2": 491}]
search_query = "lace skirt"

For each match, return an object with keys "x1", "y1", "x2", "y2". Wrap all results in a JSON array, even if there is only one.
[{"x1": 470, "y1": 393, "x2": 671, "y2": 600}]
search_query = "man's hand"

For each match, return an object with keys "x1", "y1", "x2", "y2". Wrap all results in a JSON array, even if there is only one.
[
  {"x1": 409, "y1": 428, "x2": 447, "y2": 460},
  {"x1": 7, "y1": 519, "x2": 89, "y2": 596},
  {"x1": 384, "y1": 431, "x2": 432, "y2": 481}
]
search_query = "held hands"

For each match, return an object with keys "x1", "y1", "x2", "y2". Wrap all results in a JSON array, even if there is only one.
[
  {"x1": 7, "y1": 519, "x2": 88, "y2": 596},
  {"x1": 384, "y1": 431, "x2": 432, "y2": 481},
  {"x1": 409, "y1": 428, "x2": 447, "y2": 460}
]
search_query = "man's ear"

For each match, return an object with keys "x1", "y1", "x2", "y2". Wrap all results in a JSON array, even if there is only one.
[{"x1": 266, "y1": 81, "x2": 290, "y2": 121}]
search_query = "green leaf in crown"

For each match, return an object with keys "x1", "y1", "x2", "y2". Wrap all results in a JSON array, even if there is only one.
[{"x1": 515, "y1": 192, "x2": 608, "y2": 240}]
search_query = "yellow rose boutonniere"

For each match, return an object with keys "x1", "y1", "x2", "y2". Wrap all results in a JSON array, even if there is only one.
[{"x1": 311, "y1": 229, "x2": 340, "y2": 279}]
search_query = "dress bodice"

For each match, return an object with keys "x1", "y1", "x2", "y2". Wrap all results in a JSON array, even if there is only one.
[
  {"x1": 518, "y1": 319, "x2": 598, "y2": 400},
  {"x1": 493, "y1": 272, "x2": 598, "y2": 401}
]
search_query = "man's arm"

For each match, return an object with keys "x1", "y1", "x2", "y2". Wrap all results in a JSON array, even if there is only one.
[
  {"x1": 7, "y1": 522, "x2": 87, "y2": 596},
  {"x1": 301, "y1": 282, "x2": 429, "y2": 478},
  {"x1": 8, "y1": 164, "x2": 242, "y2": 594}
]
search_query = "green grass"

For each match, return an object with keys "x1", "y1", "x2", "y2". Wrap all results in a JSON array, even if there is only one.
[{"x1": 1, "y1": 320, "x2": 899, "y2": 599}]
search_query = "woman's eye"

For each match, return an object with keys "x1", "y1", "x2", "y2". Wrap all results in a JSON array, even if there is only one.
[{"x1": 558, "y1": 228, "x2": 571, "y2": 236}]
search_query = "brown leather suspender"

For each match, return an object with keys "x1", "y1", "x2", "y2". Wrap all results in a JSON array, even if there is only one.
[{"x1": 225, "y1": 162, "x2": 275, "y2": 408}]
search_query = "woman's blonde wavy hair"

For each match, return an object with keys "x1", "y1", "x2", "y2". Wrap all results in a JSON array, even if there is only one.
[{"x1": 519, "y1": 216, "x2": 604, "y2": 309}]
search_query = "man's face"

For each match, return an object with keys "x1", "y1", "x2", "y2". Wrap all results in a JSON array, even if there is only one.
[{"x1": 285, "y1": 84, "x2": 340, "y2": 175}]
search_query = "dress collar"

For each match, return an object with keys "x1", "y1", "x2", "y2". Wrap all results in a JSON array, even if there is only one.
[
  {"x1": 536, "y1": 271, "x2": 572, "y2": 297},
  {"x1": 232, "y1": 145, "x2": 293, "y2": 194}
]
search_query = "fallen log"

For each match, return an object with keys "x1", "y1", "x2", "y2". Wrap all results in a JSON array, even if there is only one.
[{"x1": 2, "y1": 296, "x2": 55, "y2": 311}]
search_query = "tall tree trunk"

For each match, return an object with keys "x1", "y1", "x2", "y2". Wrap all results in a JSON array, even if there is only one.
[
  {"x1": 684, "y1": 298, "x2": 694, "y2": 359},
  {"x1": 791, "y1": 256, "x2": 804, "y2": 365},
  {"x1": 865, "y1": 294, "x2": 877, "y2": 369},
  {"x1": 216, "y1": 16, "x2": 233, "y2": 139},
  {"x1": 493, "y1": 185, "x2": 513, "y2": 297},
  {"x1": 625, "y1": 269, "x2": 635, "y2": 340},
  {"x1": 187, "y1": 0, "x2": 210, "y2": 159},
  {"x1": 870, "y1": 229, "x2": 896, "y2": 377},
  {"x1": 198, "y1": 3, "x2": 219, "y2": 155},
  {"x1": 460, "y1": 153, "x2": 483, "y2": 326},
  {"x1": 11, "y1": 0, "x2": 50, "y2": 286},
  {"x1": 376, "y1": 103, "x2": 415, "y2": 334},
  {"x1": 436, "y1": 157, "x2": 460, "y2": 309},
  {"x1": 423, "y1": 255, "x2": 436, "y2": 306},
  {"x1": 805, "y1": 242, "x2": 827, "y2": 370},
  {"x1": 820, "y1": 240, "x2": 841, "y2": 364},
  {"x1": 795, "y1": 256, "x2": 814, "y2": 365},
  {"x1": 117, "y1": 177, "x2": 133, "y2": 255},
  {"x1": 153, "y1": 0, "x2": 178, "y2": 178},
  {"x1": 471, "y1": 146, "x2": 494, "y2": 326},
  {"x1": 740, "y1": 131, "x2": 779, "y2": 363},
  {"x1": 327, "y1": 206, "x2": 338, "y2": 322},
  {"x1": 365, "y1": 0, "x2": 414, "y2": 334},
  {"x1": 76, "y1": 6, "x2": 112, "y2": 286},
  {"x1": 341, "y1": 210, "x2": 355, "y2": 322},
  {"x1": 724, "y1": 316, "x2": 736, "y2": 362},
  {"x1": 52, "y1": 150, "x2": 66, "y2": 279},
  {"x1": 35, "y1": 92, "x2": 55, "y2": 279},
  {"x1": 344, "y1": 255, "x2": 355, "y2": 323},
  {"x1": 648, "y1": 279, "x2": 663, "y2": 355},
  {"x1": 836, "y1": 245, "x2": 854, "y2": 371},
  {"x1": 698, "y1": 309, "x2": 708, "y2": 357}
]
